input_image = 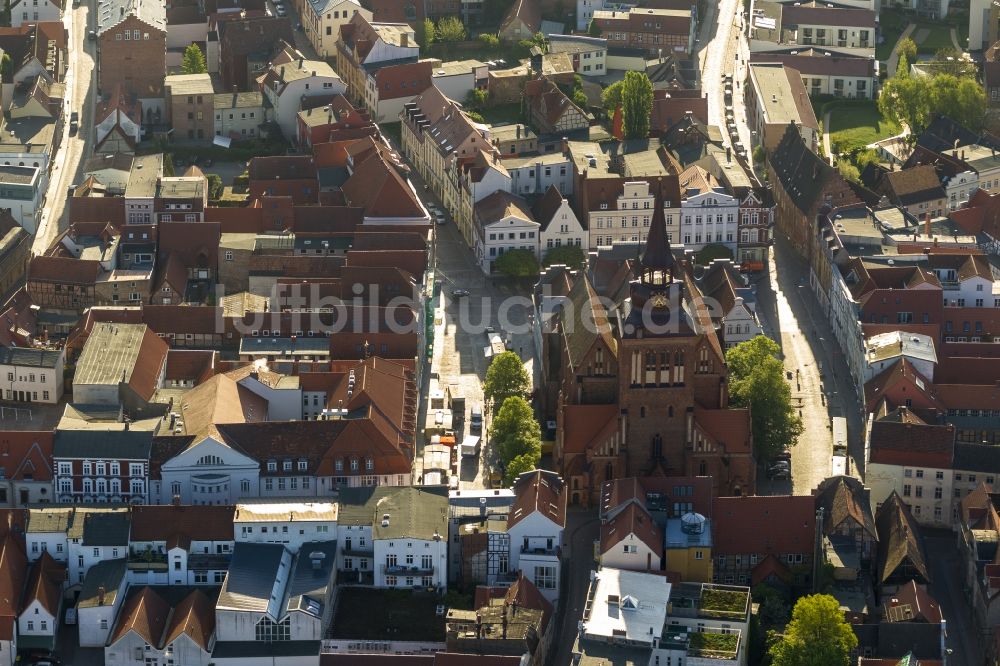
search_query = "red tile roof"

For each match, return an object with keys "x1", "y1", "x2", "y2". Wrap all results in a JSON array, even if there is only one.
[
  {"x1": 884, "y1": 580, "x2": 942, "y2": 624},
  {"x1": 161, "y1": 588, "x2": 215, "y2": 650},
  {"x1": 373, "y1": 60, "x2": 432, "y2": 101},
  {"x1": 561, "y1": 404, "x2": 618, "y2": 455},
  {"x1": 20, "y1": 550, "x2": 63, "y2": 617},
  {"x1": 0, "y1": 533, "x2": 27, "y2": 640},
  {"x1": 868, "y1": 417, "x2": 954, "y2": 468},
  {"x1": 508, "y1": 469, "x2": 566, "y2": 529},
  {"x1": 129, "y1": 505, "x2": 235, "y2": 546},
  {"x1": 341, "y1": 149, "x2": 425, "y2": 219},
  {"x1": 600, "y1": 501, "x2": 662, "y2": 555},
  {"x1": 0, "y1": 431, "x2": 53, "y2": 482},
  {"x1": 712, "y1": 495, "x2": 816, "y2": 557},
  {"x1": 109, "y1": 586, "x2": 171, "y2": 647}
]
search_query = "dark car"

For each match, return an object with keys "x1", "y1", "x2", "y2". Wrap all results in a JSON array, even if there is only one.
[
  {"x1": 766, "y1": 462, "x2": 791, "y2": 480},
  {"x1": 452, "y1": 288, "x2": 470, "y2": 297},
  {"x1": 69, "y1": 111, "x2": 79, "y2": 134}
]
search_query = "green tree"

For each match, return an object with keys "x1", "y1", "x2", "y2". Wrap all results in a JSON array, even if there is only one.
[
  {"x1": 725, "y1": 336, "x2": 804, "y2": 460},
  {"x1": 769, "y1": 595, "x2": 858, "y2": 666},
  {"x1": 928, "y1": 73, "x2": 986, "y2": 131},
  {"x1": 465, "y1": 88, "x2": 489, "y2": 110},
  {"x1": 543, "y1": 244, "x2": 586, "y2": 269},
  {"x1": 494, "y1": 248, "x2": 539, "y2": 277},
  {"x1": 484, "y1": 351, "x2": 531, "y2": 410},
  {"x1": 465, "y1": 110, "x2": 485, "y2": 123},
  {"x1": 572, "y1": 87, "x2": 589, "y2": 109},
  {"x1": 478, "y1": 33, "x2": 500, "y2": 49},
  {"x1": 419, "y1": 18, "x2": 435, "y2": 48},
  {"x1": 878, "y1": 56, "x2": 929, "y2": 133},
  {"x1": 620, "y1": 71, "x2": 653, "y2": 139},
  {"x1": 752, "y1": 144, "x2": 766, "y2": 165},
  {"x1": 181, "y1": 43, "x2": 207, "y2": 74},
  {"x1": 836, "y1": 160, "x2": 860, "y2": 183},
  {"x1": 588, "y1": 18, "x2": 602, "y2": 36},
  {"x1": 896, "y1": 37, "x2": 917, "y2": 69},
  {"x1": 489, "y1": 396, "x2": 541, "y2": 467},
  {"x1": 753, "y1": 584, "x2": 790, "y2": 628},
  {"x1": 206, "y1": 173, "x2": 223, "y2": 200},
  {"x1": 931, "y1": 47, "x2": 978, "y2": 78},
  {"x1": 0, "y1": 52, "x2": 10, "y2": 78},
  {"x1": 854, "y1": 148, "x2": 881, "y2": 170},
  {"x1": 504, "y1": 452, "x2": 540, "y2": 485},
  {"x1": 436, "y1": 16, "x2": 466, "y2": 43}
]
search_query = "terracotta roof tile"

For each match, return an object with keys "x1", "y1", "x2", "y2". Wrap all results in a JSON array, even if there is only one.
[
  {"x1": 508, "y1": 469, "x2": 566, "y2": 529},
  {"x1": 20, "y1": 550, "x2": 64, "y2": 617},
  {"x1": 0, "y1": 534, "x2": 28, "y2": 640},
  {"x1": 600, "y1": 502, "x2": 662, "y2": 555},
  {"x1": 109, "y1": 586, "x2": 171, "y2": 647},
  {"x1": 129, "y1": 505, "x2": 235, "y2": 545},
  {"x1": 868, "y1": 417, "x2": 954, "y2": 468},
  {"x1": 712, "y1": 495, "x2": 815, "y2": 557},
  {"x1": 883, "y1": 580, "x2": 942, "y2": 623},
  {"x1": 162, "y1": 588, "x2": 215, "y2": 651},
  {"x1": 813, "y1": 475, "x2": 877, "y2": 541}
]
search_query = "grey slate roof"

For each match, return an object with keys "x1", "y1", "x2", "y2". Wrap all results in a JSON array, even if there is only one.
[
  {"x1": 0, "y1": 346, "x2": 62, "y2": 368},
  {"x1": 339, "y1": 486, "x2": 448, "y2": 541},
  {"x1": 217, "y1": 542, "x2": 288, "y2": 615},
  {"x1": 96, "y1": 0, "x2": 166, "y2": 35},
  {"x1": 78, "y1": 558, "x2": 127, "y2": 608},
  {"x1": 286, "y1": 540, "x2": 336, "y2": 617},
  {"x1": 67, "y1": 508, "x2": 129, "y2": 541},
  {"x1": 82, "y1": 511, "x2": 130, "y2": 546},
  {"x1": 953, "y1": 442, "x2": 1000, "y2": 474},
  {"x1": 53, "y1": 429, "x2": 154, "y2": 460}
]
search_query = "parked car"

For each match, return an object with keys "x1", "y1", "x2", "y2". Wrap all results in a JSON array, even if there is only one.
[
  {"x1": 69, "y1": 111, "x2": 79, "y2": 134},
  {"x1": 275, "y1": 6, "x2": 286, "y2": 15},
  {"x1": 87, "y1": 29, "x2": 96, "y2": 40},
  {"x1": 766, "y1": 461, "x2": 791, "y2": 479},
  {"x1": 469, "y1": 405, "x2": 483, "y2": 433},
  {"x1": 452, "y1": 288, "x2": 470, "y2": 297}
]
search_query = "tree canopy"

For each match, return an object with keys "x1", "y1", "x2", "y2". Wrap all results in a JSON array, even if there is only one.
[
  {"x1": 494, "y1": 248, "x2": 539, "y2": 277},
  {"x1": 620, "y1": 71, "x2": 653, "y2": 139},
  {"x1": 504, "y1": 452, "x2": 540, "y2": 485},
  {"x1": 769, "y1": 595, "x2": 858, "y2": 666},
  {"x1": 418, "y1": 18, "x2": 435, "y2": 48},
  {"x1": 725, "y1": 336, "x2": 803, "y2": 460},
  {"x1": 483, "y1": 351, "x2": 531, "y2": 411},
  {"x1": 543, "y1": 244, "x2": 586, "y2": 269},
  {"x1": 489, "y1": 396, "x2": 542, "y2": 474},
  {"x1": 181, "y1": 43, "x2": 207, "y2": 74},
  {"x1": 879, "y1": 54, "x2": 986, "y2": 134},
  {"x1": 896, "y1": 37, "x2": 917, "y2": 68},
  {"x1": 601, "y1": 80, "x2": 623, "y2": 111},
  {"x1": 436, "y1": 16, "x2": 466, "y2": 43}
]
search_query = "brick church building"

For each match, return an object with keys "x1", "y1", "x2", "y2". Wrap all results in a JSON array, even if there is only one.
[{"x1": 550, "y1": 194, "x2": 757, "y2": 506}]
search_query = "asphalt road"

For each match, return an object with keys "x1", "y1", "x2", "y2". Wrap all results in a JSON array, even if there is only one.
[
  {"x1": 547, "y1": 510, "x2": 599, "y2": 666},
  {"x1": 752, "y1": 234, "x2": 866, "y2": 495},
  {"x1": 925, "y1": 531, "x2": 984, "y2": 665},
  {"x1": 32, "y1": 0, "x2": 97, "y2": 255}
]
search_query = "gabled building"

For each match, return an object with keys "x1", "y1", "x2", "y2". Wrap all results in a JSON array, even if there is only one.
[
  {"x1": 879, "y1": 166, "x2": 948, "y2": 220},
  {"x1": 76, "y1": 558, "x2": 128, "y2": 647},
  {"x1": 747, "y1": 0, "x2": 876, "y2": 57},
  {"x1": 472, "y1": 191, "x2": 539, "y2": 274},
  {"x1": 768, "y1": 123, "x2": 860, "y2": 258},
  {"x1": 746, "y1": 62, "x2": 820, "y2": 153},
  {"x1": 534, "y1": 184, "x2": 587, "y2": 255},
  {"x1": 0, "y1": 532, "x2": 29, "y2": 660},
  {"x1": 875, "y1": 491, "x2": 930, "y2": 595},
  {"x1": 302, "y1": 0, "x2": 371, "y2": 58},
  {"x1": 54, "y1": 429, "x2": 153, "y2": 505},
  {"x1": 957, "y1": 483, "x2": 1000, "y2": 639},
  {"x1": 9, "y1": 0, "x2": 62, "y2": 26},
  {"x1": 96, "y1": 0, "x2": 167, "y2": 101},
  {"x1": 696, "y1": 259, "x2": 763, "y2": 349},
  {"x1": 599, "y1": 501, "x2": 662, "y2": 572},
  {"x1": 524, "y1": 77, "x2": 588, "y2": 135},
  {"x1": 677, "y1": 165, "x2": 739, "y2": 253},
  {"x1": 104, "y1": 587, "x2": 216, "y2": 666},
  {"x1": 335, "y1": 13, "x2": 418, "y2": 106},
  {"x1": 0, "y1": 431, "x2": 55, "y2": 506},
  {"x1": 507, "y1": 470, "x2": 566, "y2": 603},
  {"x1": 590, "y1": 7, "x2": 695, "y2": 57},
  {"x1": 17, "y1": 551, "x2": 64, "y2": 654},
  {"x1": 71, "y1": 322, "x2": 168, "y2": 407},
  {"x1": 216, "y1": 15, "x2": 294, "y2": 91},
  {"x1": 258, "y1": 42, "x2": 347, "y2": 140},
  {"x1": 67, "y1": 509, "x2": 131, "y2": 587},
  {"x1": 814, "y1": 475, "x2": 878, "y2": 564}
]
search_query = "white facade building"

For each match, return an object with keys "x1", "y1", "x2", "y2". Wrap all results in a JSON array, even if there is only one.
[
  {"x1": 589, "y1": 179, "x2": 682, "y2": 248},
  {"x1": 303, "y1": 0, "x2": 371, "y2": 58},
  {"x1": 77, "y1": 558, "x2": 129, "y2": 647},
  {"x1": 0, "y1": 165, "x2": 43, "y2": 234},
  {"x1": 26, "y1": 508, "x2": 73, "y2": 563},
  {"x1": 863, "y1": 331, "x2": 938, "y2": 384},
  {"x1": 506, "y1": 153, "x2": 574, "y2": 197},
  {"x1": 430, "y1": 59, "x2": 488, "y2": 103},
  {"x1": 9, "y1": 0, "x2": 61, "y2": 25},
  {"x1": 678, "y1": 166, "x2": 739, "y2": 253},
  {"x1": 234, "y1": 501, "x2": 338, "y2": 552},
  {"x1": 0, "y1": 346, "x2": 65, "y2": 404},
  {"x1": 472, "y1": 191, "x2": 540, "y2": 274},
  {"x1": 536, "y1": 185, "x2": 588, "y2": 255},
  {"x1": 507, "y1": 470, "x2": 566, "y2": 604},
  {"x1": 260, "y1": 55, "x2": 347, "y2": 141}
]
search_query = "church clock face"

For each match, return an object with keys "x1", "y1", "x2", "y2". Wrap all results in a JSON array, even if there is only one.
[{"x1": 651, "y1": 292, "x2": 668, "y2": 308}]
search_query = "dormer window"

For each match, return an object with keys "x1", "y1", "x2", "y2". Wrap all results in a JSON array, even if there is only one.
[
  {"x1": 365, "y1": 458, "x2": 374, "y2": 471},
  {"x1": 283, "y1": 460, "x2": 292, "y2": 472},
  {"x1": 298, "y1": 459, "x2": 308, "y2": 471},
  {"x1": 267, "y1": 460, "x2": 277, "y2": 472},
  {"x1": 350, "y1": 458, "x2": 359, "y2": 472}
]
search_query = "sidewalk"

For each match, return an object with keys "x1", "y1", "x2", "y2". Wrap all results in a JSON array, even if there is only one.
[{"x1": 885, "y1": 23, "x2": 917, "y2": 75}]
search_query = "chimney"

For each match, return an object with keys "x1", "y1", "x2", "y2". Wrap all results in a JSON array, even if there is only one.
[
  {"x1": 172, "y1": 494, "x2": 181, "y2": 506},
  {"x1": 924, "y1": 212, "x2": 931, "y2": 238},
  {"x1": 97, "y1": 585, "x2": 106, "y2": 606},
  {"x1": 561, "y1": 135, "x2": 568, "y2": 153},
  {"x1": 401, "y1": 32, "x2": 408, "y2": 47}
]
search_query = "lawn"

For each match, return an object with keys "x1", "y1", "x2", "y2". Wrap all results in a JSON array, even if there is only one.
[
  {"x1": 700, "y1": 588, "x2": 750, "y2": 618},
  {"x1": 827, "y1": 102, "x2": 901, "y2": 154},
  {"x1": 876, "y1": 10, "x2": 908, "y2": 62},
  {"x1": 330, "y1": 588, "x2": 446, "y2": 641},
  {"x1": 688, "y1": 631, "x2": 741, "y2": 658},
  {"x1": 477, "y1": 103, "x2": 524, "y2": 126},
  {"x1": 911, "y1": 21, "x2": 955, "y2": 54}
]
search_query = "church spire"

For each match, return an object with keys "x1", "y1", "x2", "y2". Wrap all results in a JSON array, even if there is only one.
[{"x1": 640, "y1": 187, "x2": 674, "y2": 275}]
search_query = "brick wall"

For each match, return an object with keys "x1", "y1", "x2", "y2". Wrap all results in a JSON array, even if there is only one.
[{"x1": 98, "y1": 16, "x2": 166, "y2": 97}]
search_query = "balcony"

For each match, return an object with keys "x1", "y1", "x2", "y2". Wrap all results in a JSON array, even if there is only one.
[{"x1": 519, "y1": 544, "x2": 558, "y2": 557}]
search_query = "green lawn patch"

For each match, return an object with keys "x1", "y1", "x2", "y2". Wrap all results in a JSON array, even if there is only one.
[
  {"x1": 330, "y1": 588, "x2": 446, "y2": 641},
  {"x1": 478, "y1": 103, "x2": 524, "y2": 125},
  {"x1": 876, "y1": 11, "x2": 908, "y2": 61},
  {"x1": 828, "y1": 101, "x2": 901, "y2": 154},
  {"x1": 688, "y1": 632, "x2": 741, "y2": 659},
  {"x1": 912, "y1": 21, "x2": 954, "y2": 54},
  {"x1": 700, "y1": 588, "x2": 750, "y2": 617}
]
